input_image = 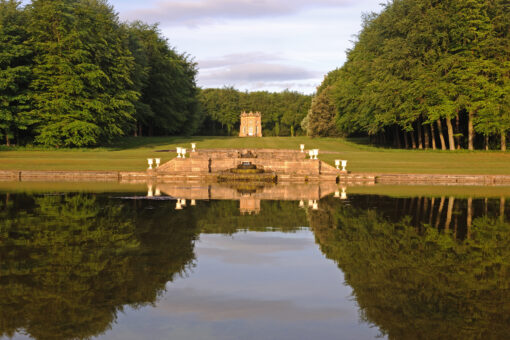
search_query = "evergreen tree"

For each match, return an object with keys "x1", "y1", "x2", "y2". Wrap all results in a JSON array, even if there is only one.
[
  {"x1": 0, "y1": 0, "x2": 33, "y2": 146},
  {"x1": 28, "y1": 0, "x2": 137, "y2": 147},
  {"x1": 307, "y1": 86, "x2": 339, "y2": 137},
  {"x1": 127, "y1": 22, "x2": 199, "y2": 136}
]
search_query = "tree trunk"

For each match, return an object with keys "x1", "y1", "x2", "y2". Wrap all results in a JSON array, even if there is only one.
[
  {"x1": 445, "y1": 196, "x2": 455, "y2": 231},
  {"x1": 403, "y1": 131, "x2": 409, "y2": 149},
  {"x1": 455, "y1": 114, "x2": 461, "y2": 149},
  {"x1": 501, "y1": 197, "x2": 506, "y2": 222},
  {"x1": 138, "y1": 124, "x2": 143, "y2": 137},
  {"x1": 394, "y1": 126, "x2": 401, "y2": 148},
  {"x1": 423, "y1": 197, "x2": 429, "y2": 218},
  {"x1": 410, "y1": 131, "x2": 417, "y2": 149},
  {"x1": 428, "y1": 197, "x2": 435, "y2": 225},
  {"x1": 501, "y1": 130, "x2": 506, "y2": 151},
  {"x1": 417, "y1": 122, "x2": 423, "y2": 149},
  {"x1": 416, "y1": 197, "x2": 422, "y2": 221},
  {"x1": 446, "y1": 118, "x2": 455, "y2": 150},
  {"x1": 5, "y1": 132, "x2": 9, "y2": 147},
  {"x1": 468, "y1": 111, "x2": 474, "y2": 150},
  {"x1": 424, "y1": 124, "x2": 430, "y2": 149},
  {"x1": 437, "y1": 120, "x2": 446, "y2": 150},
  {"x1": 485, "y1": 135, "x2": 489, "y2": 151},
  {"x1": 430, "y1": 124, "x2": 437, "y2": 150},
  {"x1": 467, "y1": 197, "x2": 472, "y2": 239},
  {"x1": 435, "y1": 196, "x2": 446, "y2": 229}
]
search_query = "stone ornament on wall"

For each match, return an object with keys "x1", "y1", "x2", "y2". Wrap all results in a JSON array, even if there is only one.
[{"x1": 239, "y1": 111, "x2": 262, "y2": 137}]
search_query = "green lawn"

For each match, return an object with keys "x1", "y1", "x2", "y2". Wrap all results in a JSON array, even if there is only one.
[{"x1": 1, "y1": 136, "x2": 510, "y2": 174}]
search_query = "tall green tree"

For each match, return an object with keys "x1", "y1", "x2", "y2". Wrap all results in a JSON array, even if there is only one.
[
  {"x1": 0, "y1": 0, "x2": 32, "y2": 146},
  {"x1": 28, "y1": 0, "x2": 137, "y2": 147},
  {"x1": 127, "y1": 22, "x2": 199, "y2": 136},
  {"x1": 307, "y1": 86, "x2": 339, "y2": 137},
  {"x1": 326, "y1": 0, "x2": 510, "y2": 151}
]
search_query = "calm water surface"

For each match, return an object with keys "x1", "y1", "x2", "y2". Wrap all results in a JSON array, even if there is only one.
[{"x1": 1, "y1": 183, "x2": 509, "y2": 339}]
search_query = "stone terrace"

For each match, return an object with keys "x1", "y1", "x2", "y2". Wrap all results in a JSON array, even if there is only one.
[{"x1": 156, "y1": 149, "x2": 345, "y2": 182}]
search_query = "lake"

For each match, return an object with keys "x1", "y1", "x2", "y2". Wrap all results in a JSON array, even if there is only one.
[{"x1": 1, "y1": 182, "x2": 509, "y2": 340}]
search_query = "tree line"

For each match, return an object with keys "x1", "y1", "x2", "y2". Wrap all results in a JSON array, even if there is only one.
[
  {"x1": 0, "y1": 0, "x2": 312, "y2": 147},
  {"x1": 305, "y1": 0, "x2": 509, "y2": 151},
  {"x1": 198, "y1": 87, "x2": 311, "y2": 137},
  {"x1": 0, "y1": 0, "x2": 199, "y2": 147}
]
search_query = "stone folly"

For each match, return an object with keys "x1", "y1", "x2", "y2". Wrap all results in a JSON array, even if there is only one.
[{"x1": 239, "y1": 111, "x2": 262, "y2": 137}]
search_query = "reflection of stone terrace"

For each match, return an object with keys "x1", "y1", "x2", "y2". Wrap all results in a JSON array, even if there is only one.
[
  {"x1": 157, "y1": 182, "x2": 342, "y2": 214},
  {"x1": 158, "y1": 182, "x2": 339, "y2": 201},
  {"x1": 157, "y1": 149, "x2": 343, "y2": 182}
]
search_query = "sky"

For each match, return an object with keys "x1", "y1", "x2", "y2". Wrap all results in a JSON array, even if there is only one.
[{"x1": 24, "y1": 0, "x2": 385, "y2": 94}]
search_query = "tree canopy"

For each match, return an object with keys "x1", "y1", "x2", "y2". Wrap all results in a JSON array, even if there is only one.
[
  {"x1": 318, "y1": 0, "x2": 509, "y2": 150},
  {"x1": 198, "y1": 87, "x2": 311, "y2": 136},
  {"x1": 0, "y1": 0, "x2": 201, "y2": 147}
]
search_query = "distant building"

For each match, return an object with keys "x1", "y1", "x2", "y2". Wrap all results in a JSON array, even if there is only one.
[{"x1": 239, "y1": 111, "x2": 262, "y2": 137}]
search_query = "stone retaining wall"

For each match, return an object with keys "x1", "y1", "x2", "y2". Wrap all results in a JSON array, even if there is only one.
[
  {"x1": 375, "y1": 174, "x2": 510, "y2": 185},
  {"x1": 1, "y1": 169, "x2": 510, "y2": 185}
]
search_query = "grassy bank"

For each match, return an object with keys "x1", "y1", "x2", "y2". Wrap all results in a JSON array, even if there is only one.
[{"x1": 1, "y1": 136, "x2": 509, "y2": 174}]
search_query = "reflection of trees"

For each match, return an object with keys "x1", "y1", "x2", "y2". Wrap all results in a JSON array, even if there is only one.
[
  {"x1": 0, "y1": 194, "x2": 305, "y2": 340},
  {"x1": 0, "y1": 193, "x2": 198, "y2": 340},
  {"x1": 197, "y1": 200, "x2": 307, "y2": 234},
  {"x1": 310, "y1": 196, "x2": 510, "y2": 340}
]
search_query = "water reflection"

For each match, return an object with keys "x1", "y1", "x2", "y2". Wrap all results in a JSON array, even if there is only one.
[
  {"x1": 0, "y1": 183, "x2": 509, "y2": 339},
  {"x1": 309, "y1": 194, "x2": 510, "y2": 339},
  {"x1": 0, "y1": 193, "x2": 198, "y2": 340},
  {"x1": 152, "y1": 182, "x2": 342, "y2": 214}
]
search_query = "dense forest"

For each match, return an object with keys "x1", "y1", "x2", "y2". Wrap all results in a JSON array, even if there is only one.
[
  {"x1": 0, "y1": 0, "x2": 311, "y2": 147},
  {"x1": 198, "y1": 87, "x2": 311, "y2": 137},
  {"x1": 306, "y1": 0, "x2": 509, "y2": 151},
  {"x1": 0, "y1": 0, "x2": 199, "y2": 147}
]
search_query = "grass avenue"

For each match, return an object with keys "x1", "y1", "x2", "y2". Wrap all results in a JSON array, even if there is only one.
[{"x1": 1, "y1": 137, "x2": 509, "y2": 174}]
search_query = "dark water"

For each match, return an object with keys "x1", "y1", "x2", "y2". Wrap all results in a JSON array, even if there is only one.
[{"x1": 1, "y1": 184, "x2": 510, "y2": 340}]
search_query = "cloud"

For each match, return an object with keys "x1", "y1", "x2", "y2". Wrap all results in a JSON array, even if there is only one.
[
  {"x1": 122, "y1": 0, "x2": 358, "y2": 26},
  {"x1": 197, "y1": 234, "x2": 312, "y2": 264},
  {"x1": 158, "y1": 288, "x2": 350, "y2": 322},
  {"x1": 196, "y1": 52, "x2": 320, "y2": 92},
  {"x1": 198, "y1": 52, "x2": 283, "y2": 69},
  {"x1": 199, "y1": 62, "x2": 318, "y2": 84}
]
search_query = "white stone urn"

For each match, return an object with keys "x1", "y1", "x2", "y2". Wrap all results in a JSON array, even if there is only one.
[
  {"x1": 341, "y1": 187, "x2": 347, "y2": 200},
  {"x1": 341, "y1": 160, "x2": 347, "y2": 172}
]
